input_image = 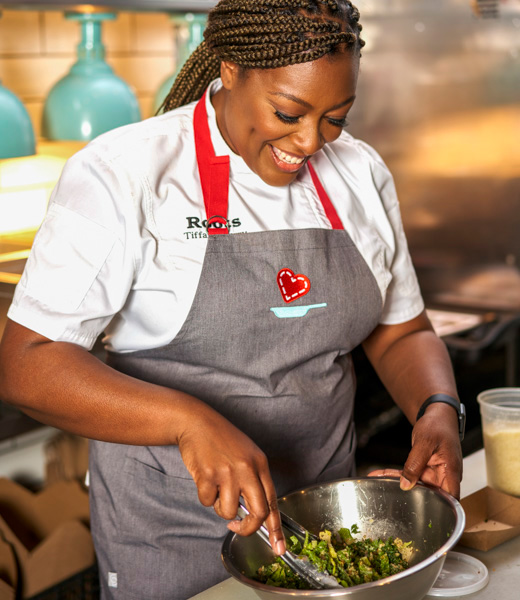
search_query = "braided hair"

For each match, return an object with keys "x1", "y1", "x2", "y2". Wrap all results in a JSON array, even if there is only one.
[{"x1": 160, "y1": 0, "x2": 364, "y2": 112}]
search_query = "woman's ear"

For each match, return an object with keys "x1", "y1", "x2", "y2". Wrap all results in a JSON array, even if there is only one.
[{"x1": 220, "y1": 61, "x2": 241, "y2": 90}]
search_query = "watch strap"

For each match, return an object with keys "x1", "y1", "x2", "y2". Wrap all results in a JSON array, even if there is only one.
[{"x1": 416, "y1": 393, "x2": 466, "y2": 441}]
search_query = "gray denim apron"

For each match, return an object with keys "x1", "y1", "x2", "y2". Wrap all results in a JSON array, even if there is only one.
[{"x1": 89, "y1": 91, "x2": 383, "y2": 600}]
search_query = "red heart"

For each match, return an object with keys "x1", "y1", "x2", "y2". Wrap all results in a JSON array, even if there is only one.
[{"x1": 277, "y1": 268, "x2": 311, "y2": 303}]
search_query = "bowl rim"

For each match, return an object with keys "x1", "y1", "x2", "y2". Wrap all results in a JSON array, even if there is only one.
[{"x1": 221, "y1": 477, "x2": 466, "y2": 597}]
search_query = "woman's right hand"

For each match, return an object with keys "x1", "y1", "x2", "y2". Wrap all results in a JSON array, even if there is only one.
[{"x1": 177, "y1": 407, "x2": 286, "y2": 555}]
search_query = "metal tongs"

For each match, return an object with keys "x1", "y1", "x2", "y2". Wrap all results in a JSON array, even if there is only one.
[{"x1": 237, "y1": 500, "x2": 342, "y2": 589}]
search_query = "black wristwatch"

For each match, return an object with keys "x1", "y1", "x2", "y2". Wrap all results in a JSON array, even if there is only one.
[{"x1": 416, "y1": 394, "x2": 466, "y2": 442}]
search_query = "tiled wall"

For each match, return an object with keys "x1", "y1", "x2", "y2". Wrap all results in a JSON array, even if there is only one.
[{"x1": 0, "y1": 9, "x2": 179, "y2": 139}]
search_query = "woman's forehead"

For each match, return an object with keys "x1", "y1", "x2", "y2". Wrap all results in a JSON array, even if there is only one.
[{"x1": 243, "y1": 53, "x2": 359, "y2": 100}]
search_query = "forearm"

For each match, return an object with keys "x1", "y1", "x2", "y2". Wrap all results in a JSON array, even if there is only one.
[
  {"x1": 370, "y1": 331, "x2": 457, "y2": 423},
  {"x1": 362, "y1": 312, "x2": 458, "y2": 424},
  {"x1": 0, "y1": 320, "x2": 213, "y2": 445},
  {"x1": 0, "y1": 320, "x2": 286, "y2": 547},
  {"x1": 363, "y1": 311, "x2": 462, "y2": 496}
]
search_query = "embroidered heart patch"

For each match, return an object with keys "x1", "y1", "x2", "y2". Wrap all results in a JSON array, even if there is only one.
[{"x1": 277, "y1": 268, "x2": 311, "y2": 303}]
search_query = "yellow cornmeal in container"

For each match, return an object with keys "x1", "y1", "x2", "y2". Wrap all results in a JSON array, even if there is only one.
[
  {"x1": 483, "y1": 427, "x2": 520, "y2": 497},
  {"x1": 478, "y1": 388, "x2": 520, "y2": 497}
]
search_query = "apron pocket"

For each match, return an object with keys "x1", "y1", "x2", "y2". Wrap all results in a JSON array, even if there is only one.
[{"x1": 114, "y1": 453, "x2": 228, "y2": 600}]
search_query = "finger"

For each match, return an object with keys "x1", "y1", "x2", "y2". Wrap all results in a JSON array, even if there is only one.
[
  {"x1": 367, "y1": 468, "x2": 402, "y2": 478},
  {"x1": 434, "y1": 462, "x2": 462, "y2": 500},
  {"x1": 414, "y1": 461, "x2": 461, "y2": 500},
  {"x1": 440, "y1": 447, "x2": 463, "y2": 500},
  {"x1": 260, "y1": 472, "x2": 285, "y2": 556},
  {"x1": 229, "y1": 487, "x2": 269, "y2": 538},
  {"x1": 263, "y1": 492, "x2": 285, "y2": 556},
  {"x1": 227, "y1": 461, "x2": 285, "y2": 554},
  {"x1": 401, "y1": 443, "x2": 434, "y2": 491},
  {"x1": 196, "y1": 479, "x2": 219, "y2": 507},
  {"x1": 443, "y1": 471, "x2": 461, "y2": 500},
  {"x1": 213, "y1": 481, "x2": 241, "y2": 520}
]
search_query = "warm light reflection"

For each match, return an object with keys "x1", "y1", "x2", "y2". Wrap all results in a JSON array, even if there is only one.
[
  {"x1": 0, "y1": 250, "x2": 31, "y2": 262},
  {"x1": 0, "y1": 154, "x2": 67, "y2": 234},
  {"x1": 73, "y1": 5, "x2": 107, "y2": 14},
  {"x1": 0, "y1": 188, "x2": 49, "y2": 233},
  {"x1": 398, "y1": 105, "x2": 520, "y2": 178},
  {"x1": 0, "y1": 155, "x2": 65, "y2": 189}
]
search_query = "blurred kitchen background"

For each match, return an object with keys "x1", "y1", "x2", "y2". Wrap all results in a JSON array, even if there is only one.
[{"x1": 0, "y1": 0, "x2": 519, "y2": 485}]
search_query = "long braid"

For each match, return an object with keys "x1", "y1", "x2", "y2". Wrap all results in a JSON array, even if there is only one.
[{"x1": 160, "y1": 0, "x2": 364, "y2": 112}]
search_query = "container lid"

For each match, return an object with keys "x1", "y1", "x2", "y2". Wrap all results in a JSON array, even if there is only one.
[{"x1": 426, "y1": 551, "x2": 489, "y2": 597}]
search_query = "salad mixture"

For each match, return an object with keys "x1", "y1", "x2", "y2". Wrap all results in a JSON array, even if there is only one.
[{"x1": 256, "y1": 525, "x2": 414, "y2": 589}]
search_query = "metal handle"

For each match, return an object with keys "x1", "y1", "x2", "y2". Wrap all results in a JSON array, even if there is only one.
[
  {"x1": 237, "y1": 498, "x2": 313, "y2": 542},
  {"x1": 236, "y1": 501, "x2": 271, "y2": 545},
  {"x1": 236, "y1": 499, "x2": 341, "y2": 590}
]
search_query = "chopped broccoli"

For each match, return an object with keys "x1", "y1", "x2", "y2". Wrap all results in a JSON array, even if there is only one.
[{"x1": 255, "y1": 524, "x2": 413, "y2": 590}]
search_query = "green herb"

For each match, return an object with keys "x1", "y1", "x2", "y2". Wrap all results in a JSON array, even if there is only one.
[{"x1": 255, "y1": 525, "x2": 413, "y2": 590}]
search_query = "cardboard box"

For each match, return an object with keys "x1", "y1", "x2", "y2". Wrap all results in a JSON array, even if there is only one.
[
  {"x1": 459, "y1": 486, "x2": 520, "y2": 552},
  {"x1": 0, "y1": 580, "x2": 15, "y2": 600},
  {"x1": 44, "y1": 432, "x2": 89, "y2": 486},
  {"x1": 0, "y1": 478, "x2": 95, "y2": 598},
  {"x1": 0, "y1": 533, "x2": 17, "y2": 600}
]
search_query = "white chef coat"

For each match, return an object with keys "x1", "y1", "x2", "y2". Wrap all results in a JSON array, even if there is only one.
[{"x1": 8, "y1": 79, "x2": 424, "y2": 353}]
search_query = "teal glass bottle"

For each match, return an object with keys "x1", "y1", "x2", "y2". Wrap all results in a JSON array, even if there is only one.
[
  {"x1": 42, "y1": 12, "x2": 141, "y2": 141},
  {"x1": 0, "y1": 10, "x2": 36, "y2": 159},
  {"x1": 0, "y1": 82, "x2": 36, "y2": 159},
  {"x1": 153, "y1": 12, "x2": 207, "y2": 114}
]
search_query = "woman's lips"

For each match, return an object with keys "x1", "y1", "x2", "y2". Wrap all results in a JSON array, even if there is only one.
[{"x1": 269, "y1": 145, "x2": 307, "y2": 173}]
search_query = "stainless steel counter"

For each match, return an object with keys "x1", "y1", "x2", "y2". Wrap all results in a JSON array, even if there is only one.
[{"x1": 190, "y1": 450, "x2": 520, "y2": 599}]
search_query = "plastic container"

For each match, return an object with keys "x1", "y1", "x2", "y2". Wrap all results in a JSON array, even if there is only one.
[
  {"x1": 426, "y1": 551, "x2": 489, "y2": 596},
  {"x1": 477, "y1": 388, "x2": 520, "y2": 497}
]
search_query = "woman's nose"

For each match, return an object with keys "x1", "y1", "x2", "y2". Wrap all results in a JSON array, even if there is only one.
[{"x1": 292, "y1": 121, "x2": 324, "y2": 156}]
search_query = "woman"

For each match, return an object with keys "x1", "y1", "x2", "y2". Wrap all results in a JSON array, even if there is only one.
[{"x1": 0, "y1": 1, "x2": 463, "y2": 599}]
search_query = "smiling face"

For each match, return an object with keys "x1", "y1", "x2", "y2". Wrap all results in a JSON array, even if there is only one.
[{"x1": 211, "y1": 52, "x2": 359, "y2": 187}]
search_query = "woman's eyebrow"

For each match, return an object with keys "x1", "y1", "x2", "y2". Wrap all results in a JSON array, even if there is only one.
[{"x1": 268, "y1": 91, "x2": 356, "y2": 110}]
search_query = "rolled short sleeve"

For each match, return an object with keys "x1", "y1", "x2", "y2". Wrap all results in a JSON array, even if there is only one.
[
  {"x1": 369, "y1": 154, "x2": 425, "y2": 324},
  {"x1": 8, "y1": 149, "x2": 137, "y2": 350}
]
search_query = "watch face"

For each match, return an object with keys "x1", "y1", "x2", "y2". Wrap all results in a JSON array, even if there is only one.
[{"x1": 459, "y1": 403, "x2": 466, "y2": 441}]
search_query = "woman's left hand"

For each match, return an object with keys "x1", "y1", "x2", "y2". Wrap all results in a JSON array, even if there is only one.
[{"x1": 368, "y1": 402, "x2": 463, "y2": 499}]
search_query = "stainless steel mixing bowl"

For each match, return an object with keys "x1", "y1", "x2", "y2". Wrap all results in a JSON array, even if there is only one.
[{"x1": 222, "y1": 477, "x2": 465, "y2": 600}]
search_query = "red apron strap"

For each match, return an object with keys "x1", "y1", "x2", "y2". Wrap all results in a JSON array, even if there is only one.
[
  {"x1": 194, "y1": 91, "x2": 230, "y2": 235},
  {"x1": 307, "y1": 161, "x2": 344, "y2": 230}
]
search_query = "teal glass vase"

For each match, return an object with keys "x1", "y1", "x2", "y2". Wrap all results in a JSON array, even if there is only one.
[
  {"x1": 153, "y1": 12, "x2": 207, "y2": 114},
  {"x1": 42, "y1": 12, "x2": 141, "y2": 141},
  {"x1": 0, "y1": 9, "x2": 36, "y2": 159},
  {"x1": 0, "y1": 82, "x2": 36, "y2": 159}
]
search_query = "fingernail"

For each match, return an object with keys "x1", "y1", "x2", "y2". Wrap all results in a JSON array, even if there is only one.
[
  {"x1": 275, "y1": 540, "x2": 286, "y2": 555},
  {"x1": 227, "y1": 520, "x2": 241, "y2": 532},
  {"x1": 400, "y1": 476, "x2": 412, "y2": 491}
]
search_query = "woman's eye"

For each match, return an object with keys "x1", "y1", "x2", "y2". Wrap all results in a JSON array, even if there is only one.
[
  {"x1": 274, "y1": 111, "x2": 300, "y2": 124},
  {"x1": 327, "y1": 117, "x2": 349, "y2": 128}
]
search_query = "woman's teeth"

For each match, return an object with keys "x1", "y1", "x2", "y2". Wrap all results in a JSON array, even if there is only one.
[{"x1": 272, "y1": 146, "x2": 305, "y2": 165}]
